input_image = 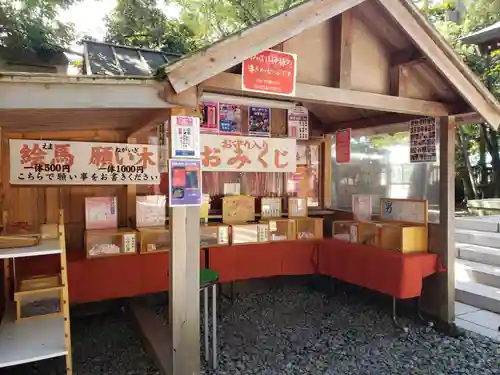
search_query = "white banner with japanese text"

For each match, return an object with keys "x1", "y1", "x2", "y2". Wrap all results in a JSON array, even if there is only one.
[
  {"x1": 201, "y1": 134, "x2": 296, "y2": 172},
  {"x1": 9, "y1": 139, "x2": 160, "y2": 185}
]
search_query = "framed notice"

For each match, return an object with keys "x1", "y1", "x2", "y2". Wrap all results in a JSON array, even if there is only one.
[
  {"x1": 199, "y1": 101, "x2": 219, "y2": 133},
  {"x1": 171, "y1": 116, "x2": 201, "y2": 159},
  {"x1": 219, "y1": 103, "x2": 241, "y2": 134},
  {"x1": 409, "y1": 117, "x2": 437, "y2": 163},
  {"x1": 242, "y1": 49, "x2": 297, "y2": 96},
  {"x1": 379, "y1": 198, "x2": 427, "y2": 225},
  {"x1": 169, "y1": 159, "x2": 202, "y2": 207},
  {"x1": 352, "y1": 194, "x2": 372, "y2": 222},
  {"x1": 248, "y1": 106, "x2": 270, "y2": 136},
  {"x1": 335, "y1": 128, "x2": 351, "y2": 164},
  {"x1": 288, "y1": 106, "x2": 309, "y2": 140}
]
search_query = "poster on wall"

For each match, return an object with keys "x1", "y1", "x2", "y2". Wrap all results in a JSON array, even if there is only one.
[
  {"x1": 242, "y1": 49, "x2": 297, "y2": 96},
  {"x1": 288, "y1": 106, "x2": 309, "y2": 140},
  {"x1": 248, "y1": 106, "x2": 270, "y2": 136},
  {"x1": 335, "y1": 128, "x2": 351, "y2": 164},
  {"x1": 352, "y1": 194, "x2": 372, "y2": 222},
  {"x1": 409, "y1": 117, "x2": 437, "y2": 163},
  {"x1": 157, "y1": 121, "x2": 168, "y2": 173},
  {"x1": 10, "y1": 139, "x2": 160, "y2": 185},
  {"x1": 169, "y1": 159, "x2": 202, "y2": 207},
  {"x1": 199, "y1": 101, "x2": 219, "y2": 133},
  {"x1": 171, "y1": 115, "x2": 201, "y2": 159},
  {"x1": 219, "y1": 103, "x2": 241, "y2": 134}
]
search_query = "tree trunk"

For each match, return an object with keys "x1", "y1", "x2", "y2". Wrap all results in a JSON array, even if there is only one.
[
  {"x1": 483, "y1": 125, "x2": 500, "y2": 197},
  {"x1": 480, "y1": 125, "x2": 487, "y2": 185},
  {"x1": 457, "y1": 126, "x2": 478, "y2": 199}
]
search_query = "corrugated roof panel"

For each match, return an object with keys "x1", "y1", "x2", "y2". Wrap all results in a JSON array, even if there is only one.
[
  {"x1": 85, "y1": 42, "x2": 122, "y2": 75},
  {"x1": 114, "y1": 46, "x2": 150, "y2": 76}
]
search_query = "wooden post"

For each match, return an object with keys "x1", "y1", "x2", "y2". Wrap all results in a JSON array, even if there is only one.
[
  {"x1": 126, "y1": 136, "x2": 138, "y2": 228},
  {"x1": 168, "y1": 108, "x2": 201, "y2": 375}
]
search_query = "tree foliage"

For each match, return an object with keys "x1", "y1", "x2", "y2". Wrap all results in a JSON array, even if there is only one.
[
  {"x1": 104, "y1": 0, "x2": 198, "y2": 55},
  {"x1": 0, "y1": 0, "x2": 80, "y2": 53}
]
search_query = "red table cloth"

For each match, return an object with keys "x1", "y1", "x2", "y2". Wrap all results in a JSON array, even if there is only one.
[{"x1": 318, "y1": 238, "x2": 444, "y2": 299}]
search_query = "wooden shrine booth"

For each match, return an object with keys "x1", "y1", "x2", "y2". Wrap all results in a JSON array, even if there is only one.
[{"x1": 2, "y1": 0, "x2": 500, "y2": 374}]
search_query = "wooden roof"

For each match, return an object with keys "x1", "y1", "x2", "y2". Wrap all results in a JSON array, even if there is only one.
[{"x1": 162, "y1": 0, "x2": 500, "y2": 130}]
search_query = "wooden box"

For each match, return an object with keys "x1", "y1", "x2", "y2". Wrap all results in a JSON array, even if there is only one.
[
  {"x1": 332, "y1": 220, "x2": 356, "y2": 242},
  {"x1": 261, "y1": 219, "x2": 296, "y2": 241},
  {"x1": 200, "y1": 223, "x2": 230, "y2": 247},
  {"x1": 138, "y1": 227, "x2": 171, "y2": 253},
  {"x1": 296, "y1": 218, "x2": 323, "y2": 240},
  {"x1": 85, "y1": 228, "x2": 137, "y2": 258},
  {"x1": 231, "y1": 223, "x2": 268, "y2": 244},
  {"x1": 222, "y1": 196, "x2": 255, "y2": 224},
  {"x1": 377, "y1": 223, "x2": 428, "y2": 253},
  {"x1": 14, "y1": 275, "x2": 63, "y2": 321}
]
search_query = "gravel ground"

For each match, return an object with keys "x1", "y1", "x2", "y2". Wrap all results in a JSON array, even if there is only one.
[
  {"x1": 2, "y1": 279, "x2": 499, "y2": 375},
  {"x1": 0, "y1": 305, "x2": 159, "y2": 375},
  {"x1": 182, "y1": 279, "x2": 500, "y2": 375}
]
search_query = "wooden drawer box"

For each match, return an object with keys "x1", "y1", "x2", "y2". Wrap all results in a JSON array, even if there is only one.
[
  {"x1": 378, "y1": 223, "x2": 428, "y2": 253},
  {"x1": 231, "y1": 224, "x2": 268, "y2": 244},
  {"x1": 14, "y1": 275, "x2": 63, "y2": 321},
  {"x1": 138, "y1": 227, "x2": 171, "y2": 253},
  {"x1": 296, "y1": 218, "x2": 323, "y2": 240},
  {"x1": 85, "y1": 228, "x2": 137, "y2": 258},
  {"x1": 261, "y1": 219, "x2": 296, "y2": 242},
  {"x1": 200, "y1": 223, "x2": 229, "y2": 247}
]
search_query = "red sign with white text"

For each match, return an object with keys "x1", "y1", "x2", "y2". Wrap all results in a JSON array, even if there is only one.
[
  {"x1": 242, "y1": 50, "x2": 297, "y2": 96},
  {"x1": 335, "y1": 129, "x2": 351, "y2": 164}
]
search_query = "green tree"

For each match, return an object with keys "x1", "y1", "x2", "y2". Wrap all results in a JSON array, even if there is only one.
[
  {"x1": 176, "y1": 0, "x2": 305, "y2": 43},
  {"x1": 104, "y1": 0, "x2": 198, "y2": 55},
  {"x1": 0, "y1": 0, "x2": 80, "y2": 53}
]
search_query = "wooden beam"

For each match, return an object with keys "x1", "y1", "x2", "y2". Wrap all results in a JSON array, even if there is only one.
[
  {"x1": 390, "y1": 49, "x2": 425, "y2": 67},
  {"x1": 203, "y1": 73, "x2": 450, "y2": 116},
  {"x1": 128, "y1": 109, "x2": 170, "y2": 139},
  {"x1": 378, "y1": 0, "x2": 500, "y2": 129},
  {"x1": 338, "y1": 12, "x2": 354, "y2": 89},
  {"x1": 158, "y1": 82, "x2": 200, "y2": 108},
  {"x1": 326, "y1": 113, "x2": 419, "y2": 133},
  {"x1": 164, "y1": 0, "x2": 368, "y2": 93}
]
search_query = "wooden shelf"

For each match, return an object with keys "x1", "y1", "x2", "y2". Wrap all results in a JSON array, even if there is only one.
[
  {"x1": 0, "y1": 305, "x2": 67, "y2": 368},
  {"x1": 0, "y1": 239, "x2": 62, "y2": 260}
]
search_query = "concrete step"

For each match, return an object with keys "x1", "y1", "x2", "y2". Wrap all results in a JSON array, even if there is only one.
[
  {"x1": 456, "y1": 229, "x2": 500, "y2": 249},
  {"x1": 456, "y1": 243, "x2": 500, "y2": 267},
  {"x1": 455, "y1": 280, "x2": 500, "y2": 315},
  {"x1": 456, "y1": 259, "x2": 500, "y2": 289},
  {"x1": 455, "y1": 216, "x2": 500, "y2": 233}
]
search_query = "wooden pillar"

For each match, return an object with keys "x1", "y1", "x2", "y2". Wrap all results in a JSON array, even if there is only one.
[
  {"x1": 168, "y1": 108, "x2": 201, "y2": 375},
  {"x1": 422, "y1": 116, "x2": 457, "y2": 330}
]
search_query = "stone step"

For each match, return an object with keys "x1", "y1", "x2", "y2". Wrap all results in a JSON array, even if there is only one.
[
  {"x1": 455, "y1": 216, "x2": 500, "y2": 233},
  {"x1": 456, "y1": 259, "x2": 500, "y2": 289},
  {"x1": 456, "y1": 229, "x2": 500, "y2": 249},
  {"x1": 455, "y1": 280, "x2": 500, "y2": 315},
  {"x1": 456, "y1": 243, "x2": 500, "y2": 267}
]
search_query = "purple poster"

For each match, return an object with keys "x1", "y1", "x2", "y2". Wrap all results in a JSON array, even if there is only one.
[
  {"x1": 248, "y1": 106, "x2": 270, "y2": 136},
  {"x1": 169, "y1": 159, "x2": 202, "y2": 207}
]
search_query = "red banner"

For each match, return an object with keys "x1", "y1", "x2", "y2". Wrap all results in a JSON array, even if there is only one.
[
  {"x1": 335, "y1": 129, "x2": 351, "y2": 164},
  {"x1": 242, "y1": 50, "x2": 297, "y2": 96}
]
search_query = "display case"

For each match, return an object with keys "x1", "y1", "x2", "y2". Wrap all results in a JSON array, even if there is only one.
[
  {"x1": 138, "y1": 227, "x2": 171, "y2": 253},
  {"x1": 332, "y1": 220, "x2": 357, "y2": 242},
  {"x1": 223, "y1": 195, "x2": 255, "y2": 224},
  {"x1": 85, "y1": 228, "x2": 137, "y2": 258},
  {"x1": 261, "y1": 219, "x2": 296, "y2": 241},
  {"x1": 14, "y1": 274, "x2": 63, "y2": 321},
  {"x1": 296, "y1": 218, "x2": 323, "y2": 240},
  {"x1": 377, "y1": 223, "x2": 428, "y2": 253},
  {"x1": 231, "y1": 223, "x2": 268, "y2": 244},
  {"x1": 200, "y1": 223, "x2": 230, "y2": 247}
]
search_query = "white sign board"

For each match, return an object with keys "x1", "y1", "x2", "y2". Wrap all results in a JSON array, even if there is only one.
[
  {"x1": 409, "y1": 117, "x2": 437, "y2": 163},
  {"x1": 379, "y1": 198, "x2": 427, "y2": 225},
  {"x1": 171, "y1": 115, "x2": 201, "y2": 159},
  {"x1": 288, "y1": 106, "x2": 309, "y2": 140},
  {"x1": 10, "y1": 139, "x2": 160, "y2": 185},
  {"x1": 201, "y1": 134, "x2": 296, "y2": 172},
  {"x1": 157, "y1": 121, "x2": 169, "y2": 173}
]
